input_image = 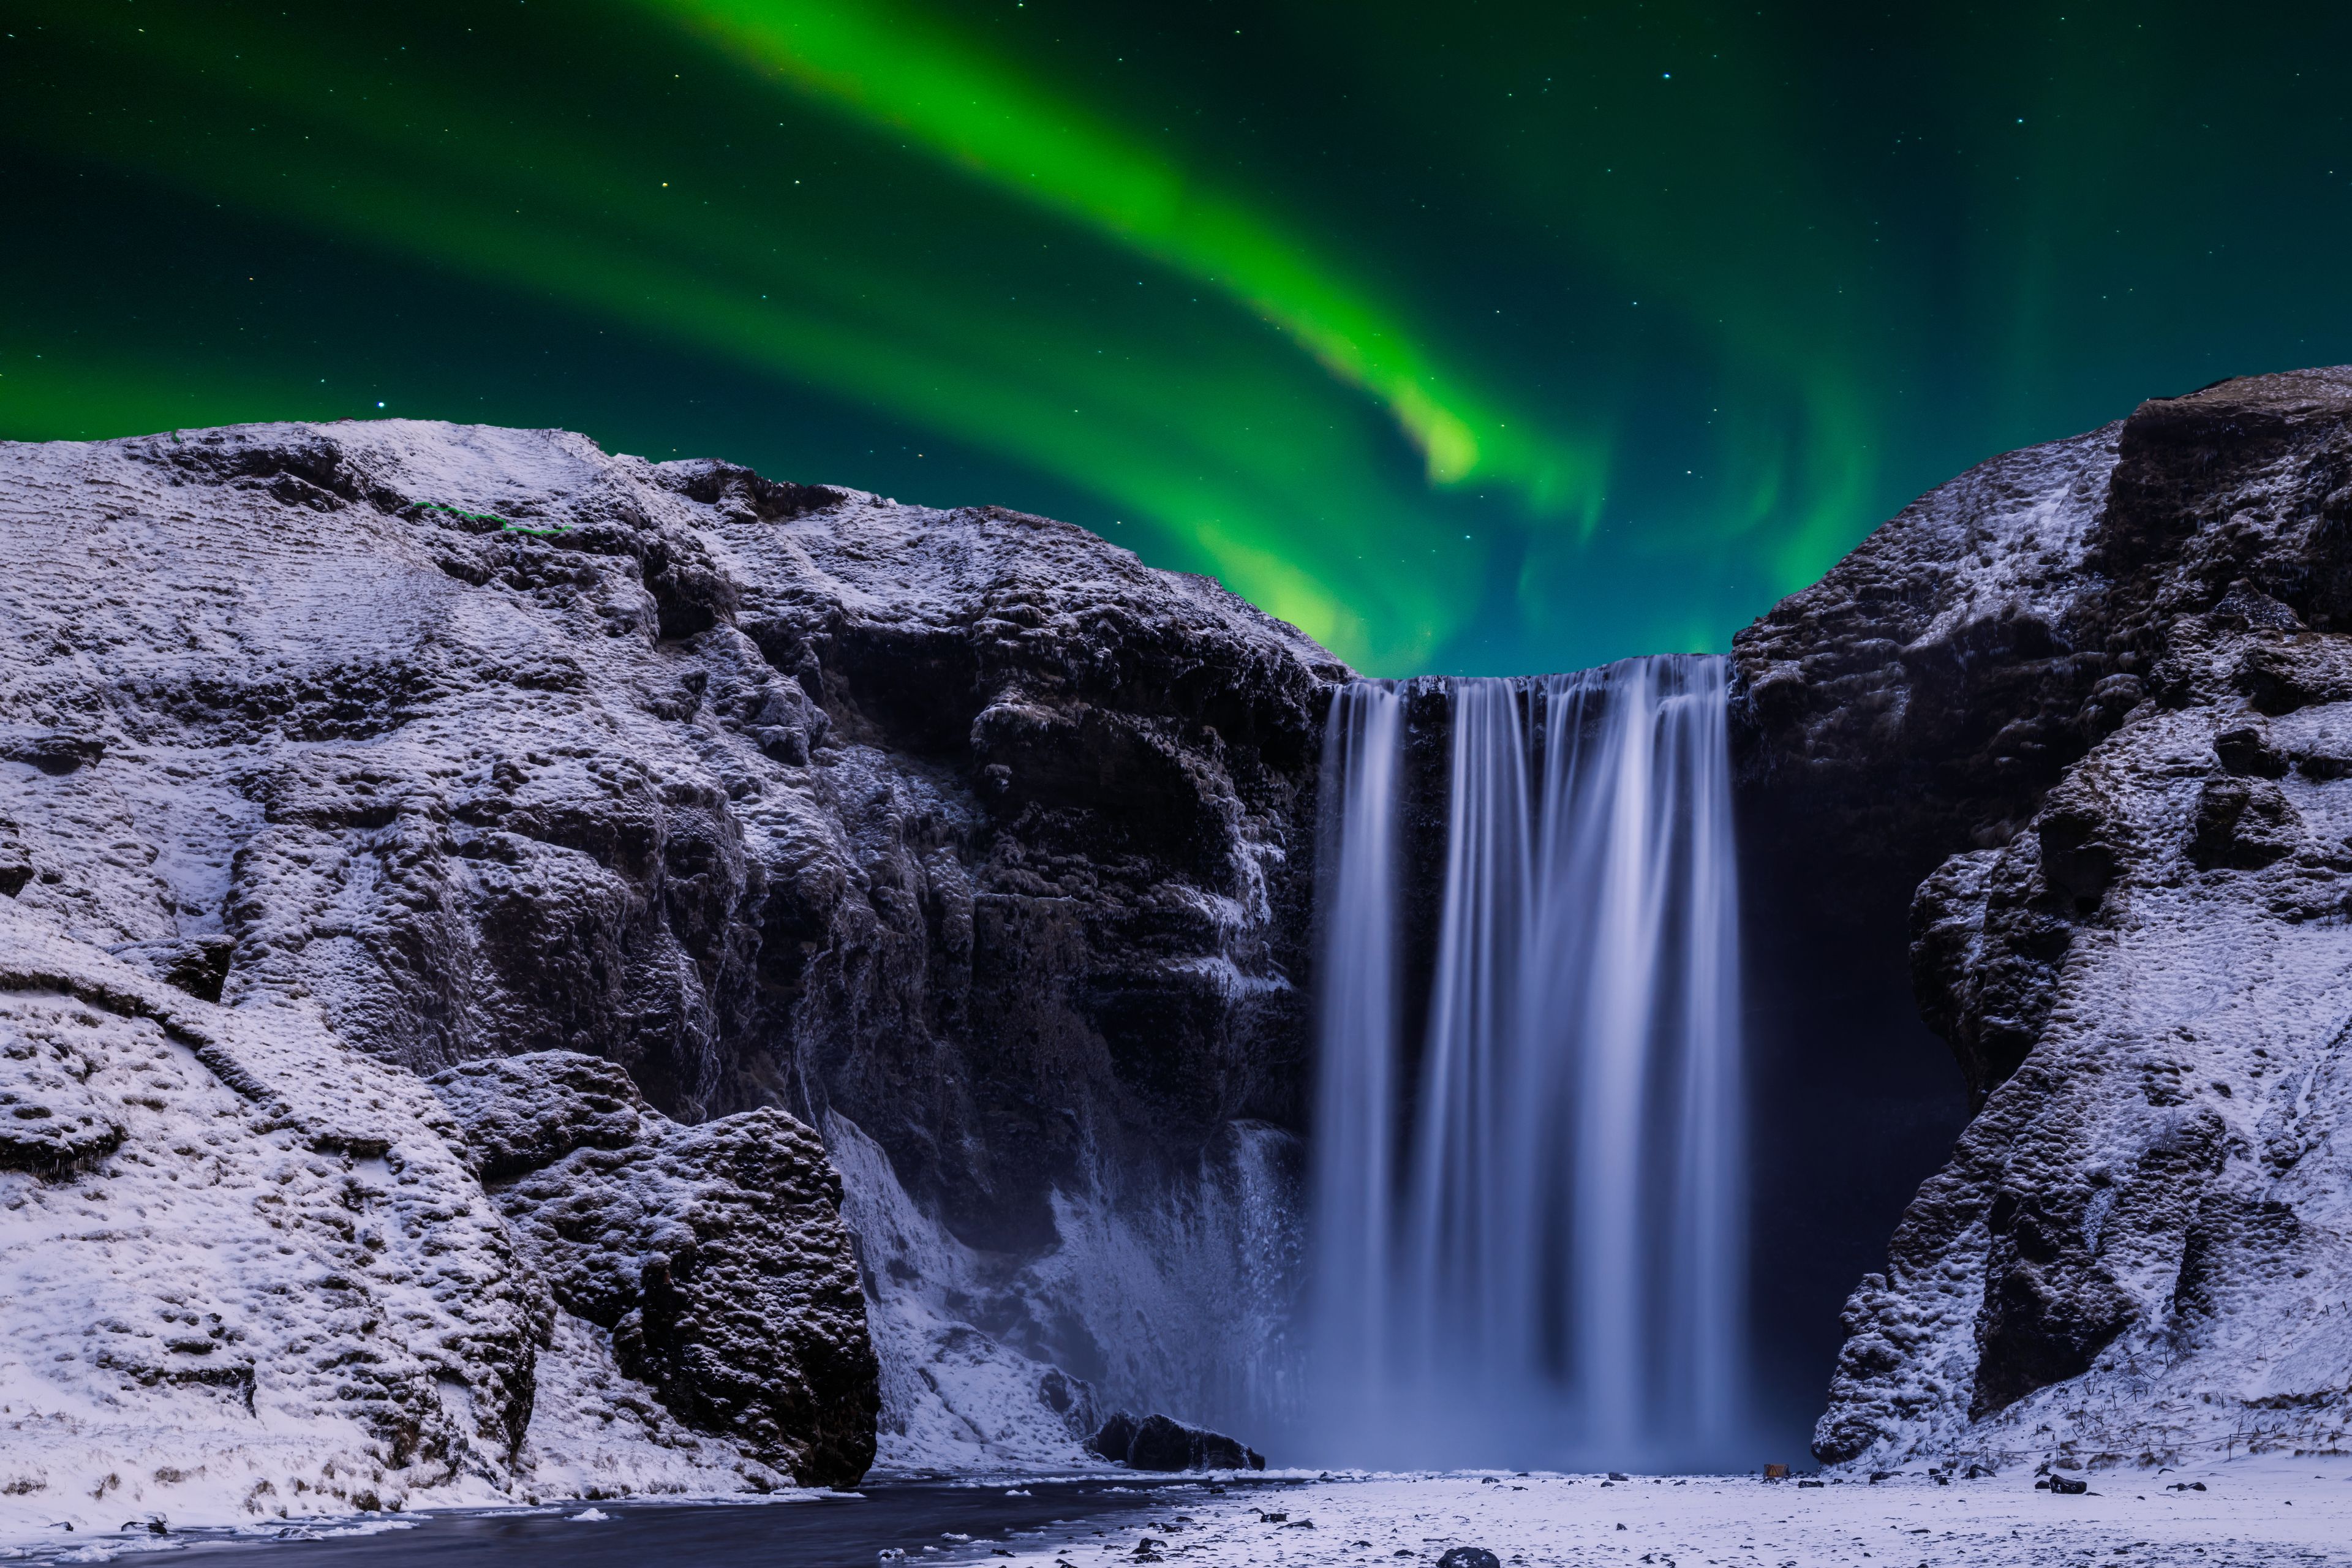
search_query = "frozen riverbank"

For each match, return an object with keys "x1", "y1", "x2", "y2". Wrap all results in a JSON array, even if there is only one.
[
  {"x1": 982, "y1": 1458, "x2": 2352, "y2": 1567},
  {"x1": 7, "y1": 1461, "x2": 2340, "y2": 1567},
  {"x1": 0, "y1": 1476, "x2": 1251, "y2": 1565}
]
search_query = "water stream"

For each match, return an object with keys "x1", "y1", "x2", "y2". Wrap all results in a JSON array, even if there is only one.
[{"x1": 1308, "y1": 657, "x2": 1746, "y2": 1468}]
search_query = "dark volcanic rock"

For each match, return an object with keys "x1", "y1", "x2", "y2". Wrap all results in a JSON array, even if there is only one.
[
  {"x1": 1738, "y1": 368, "x2": 2352, "y2": 1464},
  {"x1": 1087, "y1": 1410, "x2": 1141, "y2": 1463},
  {"x1": 1436, "y1": 1551, "x2": 1503, "y2": 1568},
  {"x1": 1092, "y1": 1410, "x2": 1264, "y2": 1471},
  {"x1": 434, "y1": 1052, "x2": 879, "y2": 1487}
]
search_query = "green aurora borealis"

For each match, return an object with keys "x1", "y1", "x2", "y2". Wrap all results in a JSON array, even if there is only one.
[{"x1": 5, "y1": 2, "x2": 2350, "y2": 674}]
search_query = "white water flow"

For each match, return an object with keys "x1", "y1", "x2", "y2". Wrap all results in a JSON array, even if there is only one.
[{"x1": 1309, "y1": 657, "x2": 1745, "y2": 1467}]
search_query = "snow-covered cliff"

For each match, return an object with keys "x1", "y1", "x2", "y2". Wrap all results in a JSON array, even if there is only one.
[
  {"x1": 0, "y1": 417, "x2": 1334, "y2": 1528},
  {"x1": 1738, "y1": 367, "x2": 2352, "y2": 1468}
]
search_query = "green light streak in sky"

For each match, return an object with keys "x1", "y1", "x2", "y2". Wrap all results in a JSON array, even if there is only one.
[
  {"x1": 657, "y1": 0, "x2": 1605, "y2": 511},
  {"x1": 5, "y1": 4, "x2": 1487, "y2": 666}
]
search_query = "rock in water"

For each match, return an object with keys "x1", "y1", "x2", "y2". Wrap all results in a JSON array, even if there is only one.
[
  {"x1": 1739, "y1": 367, "x2": 2352, "y2": 1465},
  {"x1": 1087, "y1": 1411, "x2": 1142, "y2": 1463},
  {"x1": 1127, "y1": 1414, "x2": 1204, "y2": 1471}
]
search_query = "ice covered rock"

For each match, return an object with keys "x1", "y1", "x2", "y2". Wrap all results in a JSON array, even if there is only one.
[
  {"x1": 431, "y1": 1051, "x2": 878, "y2": 1488},
  {"x1": 428, "y1": 1050, "x2": 650, "y2": 1180},
  {"x1": 1740, "y1": 368, "x2": 2352, "y2": 1464}
]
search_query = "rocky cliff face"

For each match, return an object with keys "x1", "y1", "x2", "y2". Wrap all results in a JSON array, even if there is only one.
[
  {"x1": 21, "y1": 365, "x2": 2334, "y2": 1498},
  {"x1": 1736, "y1": 368, "x2": 2352, "y2": 1467},
  {"x1": 0, "y1": 418, "x2": 1337, "y2": 1515}
]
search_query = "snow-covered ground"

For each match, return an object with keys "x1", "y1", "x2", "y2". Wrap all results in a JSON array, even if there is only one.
[
  {"x1": 0, "y1": 1460, "x2": 2343, "y2": 1564},
  {"x1": 979, "y1": 1459, "x2": 2352, "y2": 1567}
]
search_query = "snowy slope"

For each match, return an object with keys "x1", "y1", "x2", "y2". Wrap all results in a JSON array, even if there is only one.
[{"x1": 0, "y1": 898, "x2": 803, "y2": 1537}]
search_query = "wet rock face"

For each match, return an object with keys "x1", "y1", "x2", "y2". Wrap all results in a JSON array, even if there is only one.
[
  {"x1": 1740, "y1": 368, "x2": 2352, "y2": 1464},
  {"x1": 431, "y1": 1052, "x2": 880, "y2": 1488},
  {"x1": 715, "y1": 485, "x2": 1340, "y2": 1251}
]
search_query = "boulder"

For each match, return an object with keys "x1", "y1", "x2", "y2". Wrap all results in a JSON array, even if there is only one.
[
  {"x1": 1093, "y1": 1411, "x2": 1265, "y2": 1471},
  {"x1": 1087, "y1": 1411, "x2": 1140, "y2": 1464},
  {"x1": 431, "y1": 1051, "x2": 880, "y2": 1488}
]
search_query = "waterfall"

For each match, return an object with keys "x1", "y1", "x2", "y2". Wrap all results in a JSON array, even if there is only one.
[
  {"x1": 1308, "y1": 656, "x2": 1746, "y2": 1468},
  {"x1": 1310, "y1": 680, "x2": 1406, "y2": 1427}
]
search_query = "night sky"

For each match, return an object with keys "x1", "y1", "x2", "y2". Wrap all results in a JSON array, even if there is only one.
[{"x1": 6, "y1": 4, "x2": 2350, "y2": 676}]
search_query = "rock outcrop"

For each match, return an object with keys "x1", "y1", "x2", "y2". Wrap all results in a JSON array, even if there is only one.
[
  {"x1": 431, "y1": 1052, "x2": 878, "y2": 1487},
  {"x1": 0, "y1": 417, "x2": 1335, "y2": 1502},
  {"x1": 1736, "y1": 368, "x2": 2352, "y2": 1467}
]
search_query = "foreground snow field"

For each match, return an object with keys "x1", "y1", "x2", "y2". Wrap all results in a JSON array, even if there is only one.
[
  {"x1": 0, "y1": 1461, "x2": 2342, "y2": 1564},
  {"x1": 986, "y1": 1460, "x2": 2352, "y2": 1567}
]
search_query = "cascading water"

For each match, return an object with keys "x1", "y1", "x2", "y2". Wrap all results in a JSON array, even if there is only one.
[{"x1": 1308, "y1": 656, "x2": 1746, "y2": 1468}]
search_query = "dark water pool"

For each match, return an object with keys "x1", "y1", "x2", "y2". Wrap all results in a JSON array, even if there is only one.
[{"x1": 96, "y1": 1479, "x2": 1303, "y2": 1568}]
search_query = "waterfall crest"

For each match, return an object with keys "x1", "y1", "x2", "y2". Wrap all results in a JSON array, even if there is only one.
[{"x1": 1308, "y1": 656, "x2": 1746, "y2": 1468}]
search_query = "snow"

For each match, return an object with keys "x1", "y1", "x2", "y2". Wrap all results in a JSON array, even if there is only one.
[
  {"x1": 974, "y1": 1460, "x2": 2352, "y2": 1566},
  {"x1": 826, "y1": 1112, "x2": 1102, "y2": 1473},
  {"x1": 0, "y1": 899, "x2": 537, "y2": 1539}
]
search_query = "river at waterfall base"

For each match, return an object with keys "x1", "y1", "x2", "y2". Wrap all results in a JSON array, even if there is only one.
[{"x1": 1307, "y1": 656, "x2": 1749, "y2": 1471}]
